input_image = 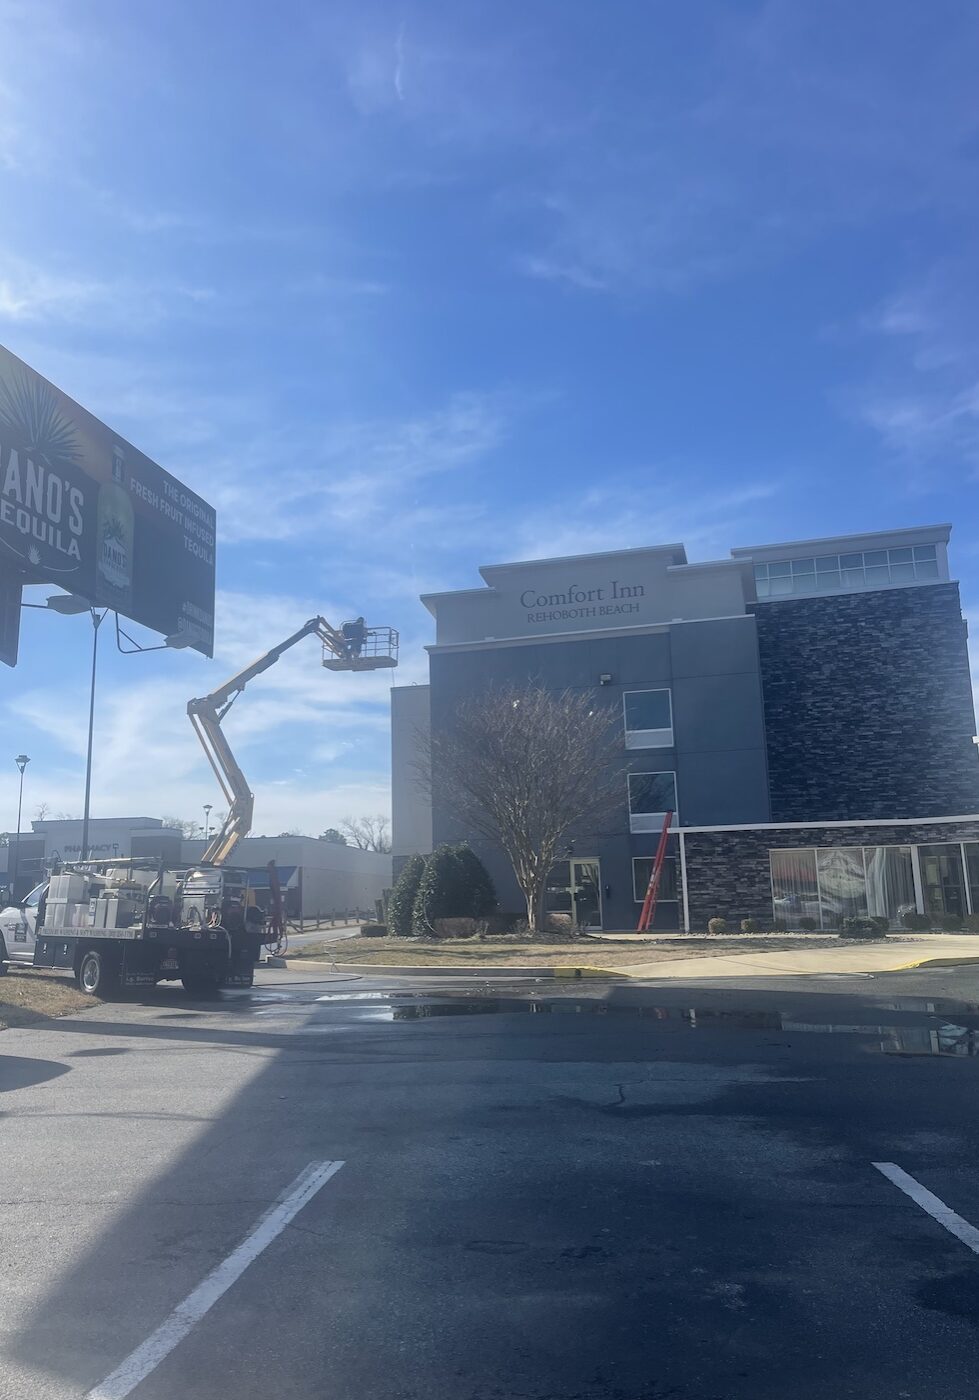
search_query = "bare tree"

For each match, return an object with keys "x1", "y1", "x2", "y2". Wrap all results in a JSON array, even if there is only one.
[
  {"x1": 160, "y1": 815, "x2": 202, "y2": 839},
  {"x1": 34, "y1": 802, "x2": 51, "y2": 821},
  {"x1": 340, "y1": 814, "x2": 392, "y2": 853},
  {"x1": 420, "y1": 685, "x2": 626, "y2": 932}
]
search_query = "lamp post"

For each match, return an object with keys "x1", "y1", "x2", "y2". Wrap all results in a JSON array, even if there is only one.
[
  {"x1": 12, "y1": 753, "x2": 29, "y2": 900},
  {"x1": 79, "y1": 608, "x2": 108, "y2": 863},
  {"x1": 23, "y1": 596, "x2": 194, "y2": 863},
  {"x1": 203, "y1": 804, "x2": 212, "y2": 842}
]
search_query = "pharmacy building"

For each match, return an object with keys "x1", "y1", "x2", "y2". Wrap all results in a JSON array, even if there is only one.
[{"x1": 391, "y1": 525, "x2": 979, "y2": 932}]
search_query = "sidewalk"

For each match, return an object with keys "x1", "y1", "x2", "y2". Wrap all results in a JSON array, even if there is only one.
[{"x1": 618, "y1": 934, "x2": 979, "y2": 980}]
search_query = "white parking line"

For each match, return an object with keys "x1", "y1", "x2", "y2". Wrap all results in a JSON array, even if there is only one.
[
  {"x1": 86, "y1": 1159, "x2": 344, "y2": 1400},
  {"x1": 873, "y1": 1161, "x2": 979, "y2": 1254}
]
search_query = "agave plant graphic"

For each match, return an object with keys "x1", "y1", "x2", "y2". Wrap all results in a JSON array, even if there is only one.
[
  {"x1": 103, "y1": 515, "x2": 126, "y2": 544},
  {"x1": 0, "y1": 370, "x2": 83, "y2": 472}
]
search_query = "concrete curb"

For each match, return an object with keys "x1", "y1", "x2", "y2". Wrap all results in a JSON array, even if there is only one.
[
  {"x1": 287, "y1": 960, "x2": 628, "y2": 979},
  {"x1": 890, "y1": 955, "x2": 979, "y2": 971},
  {"x1": 286, "y1": 951, "x2": 979, "y2": 980}
]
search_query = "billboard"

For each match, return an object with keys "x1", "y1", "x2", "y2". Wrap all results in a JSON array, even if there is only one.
[{"x1": 0, "y1": 344, "x2": 215, "y2": 656}]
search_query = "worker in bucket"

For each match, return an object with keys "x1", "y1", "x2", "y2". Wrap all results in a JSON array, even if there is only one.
[{"x1": 341, "y1": 616, "x2": 367, "y2": 658}]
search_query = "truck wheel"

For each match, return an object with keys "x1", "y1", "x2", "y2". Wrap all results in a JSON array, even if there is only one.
[
  {"x1": 77, "y1": 949, "x2": 119, "y2": 998},
  {"x1": 181, "y1": 973, "x2": 221, "y2": 998}
]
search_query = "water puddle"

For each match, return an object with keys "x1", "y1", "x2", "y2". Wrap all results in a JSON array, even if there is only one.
[
  {"x1": 354, "y1": 995, "x2": 979, "y2": 1056},
  {"x1": 315, "y1": 992, "x2": 391, "y2": 1003}
]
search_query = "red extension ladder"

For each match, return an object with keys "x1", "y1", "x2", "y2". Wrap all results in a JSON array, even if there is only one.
[{"x1": 636, "y1": 809, "x2": 674, "y2": 933}]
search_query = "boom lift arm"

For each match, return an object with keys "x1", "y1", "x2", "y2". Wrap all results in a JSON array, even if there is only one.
[{"x1": 187, "y1": 616, "x2": 397, "y2": 867}]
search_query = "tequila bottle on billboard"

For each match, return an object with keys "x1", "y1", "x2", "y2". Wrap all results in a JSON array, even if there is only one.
[{"x1": 96, "y1": 445, "x2": 134, "y2": 610}]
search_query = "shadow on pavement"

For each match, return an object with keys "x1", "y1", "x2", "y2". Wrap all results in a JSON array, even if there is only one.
[{"x1": 0, "y1": 1055, "x2": 70, "y2": 1092}]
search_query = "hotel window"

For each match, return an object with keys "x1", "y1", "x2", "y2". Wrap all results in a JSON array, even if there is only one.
[
  {"x1": 632, "y1": 856, "x2": 678, "y2": 903},
  {"x1": 754, "y1": 543, "x2": 941, "y2": 598},
  {"x1": 623, "y1": 689, "x2": 673, "y2": 749},
  {"x1": 627, "y1": 771, "x2": 677, "y2": 833},
  {"x1": 815, "y1": 554, "x2": 841, "y2": 590}
]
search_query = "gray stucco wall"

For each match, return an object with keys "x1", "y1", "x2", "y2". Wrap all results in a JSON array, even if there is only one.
[
  {"x1": 425, "y1": 617, "x2": 769, "y2": 928},
  {"x1": 751, "y1": 583, "x2": 979, "y2": 821},
  {"x1": 391, "y1": 685, "x2": 434, "y2": 874},
  {"x1": 423, "y1": 546, "x2": 755, "y2": 645}
]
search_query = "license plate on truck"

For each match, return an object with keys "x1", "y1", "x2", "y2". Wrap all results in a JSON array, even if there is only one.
[{"x1": 161, "y1": 956, "x2": 179, "y2": 970}]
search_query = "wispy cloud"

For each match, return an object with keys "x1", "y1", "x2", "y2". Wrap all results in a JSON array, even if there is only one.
[
  {"x1": 394, "y1": 21, "x2": 406, "y2": 102},
  {"x1": 851, "y1": 260, "x2": 979, "y2": 471},
  {"x1": 203, "y1": 390, "x2": 509, "y2": 544},
  {"x1": 0, "y1": 251, "x2": 214, "y2": 325},
  {"x1": 510, "y1": 480, "x2": 780, "y2": 564},
  {"x1": 504, "y1": 3, "x2": 979, "y2": 295}
]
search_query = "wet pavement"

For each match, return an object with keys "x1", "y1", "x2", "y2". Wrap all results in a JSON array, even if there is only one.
[{"x1": 2, "y1": 962, "x2": 979, "y2": 1398}]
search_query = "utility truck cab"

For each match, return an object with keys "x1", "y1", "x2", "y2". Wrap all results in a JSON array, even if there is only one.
[{"x1": 0, "y1": 881, "x2": 45, "y2": 969}]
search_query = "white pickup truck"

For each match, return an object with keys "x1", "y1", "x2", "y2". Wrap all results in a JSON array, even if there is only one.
[{"x1": 0, "y1": 883, "x2": 44, "y2": 970}]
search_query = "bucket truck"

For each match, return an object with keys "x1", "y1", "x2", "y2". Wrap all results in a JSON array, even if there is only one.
[{"x1": 12, "y1": 618, "x2": 398, "y2": 996}]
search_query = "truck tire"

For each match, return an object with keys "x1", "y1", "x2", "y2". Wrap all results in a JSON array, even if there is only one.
[
  {"x1": 77, "y1": 948, "x2": 119, "y2": 998},
  {"x1": 181, "y1": 973, "x2": 221, "y2": 998}
]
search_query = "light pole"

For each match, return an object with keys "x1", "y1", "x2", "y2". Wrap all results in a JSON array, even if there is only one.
[
  {"x1": 24, "y1": 595, "x2": 193, "y2": 863},
  {"x1": 203, "y1": 804, "x2": 212, "y2": 842},
  {"x1": 79, "y1": 608, "x2": 108, "y2": 863},
  {"x1": 12, "y1": 754, "x2": 29, "y2": 899}
]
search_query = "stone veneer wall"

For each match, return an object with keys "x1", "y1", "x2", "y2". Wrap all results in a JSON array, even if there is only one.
[
  {"x1": 750, "y1": 583, "x2": 979, "y2": 821},
  {"x1": 682, "y1": 819, "x2": 979, "y2": 930}
]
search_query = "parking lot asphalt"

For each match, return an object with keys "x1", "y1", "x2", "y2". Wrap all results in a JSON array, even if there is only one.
[{"x1": 2, "y1": 962, "x2": 979, "y2": 1399}]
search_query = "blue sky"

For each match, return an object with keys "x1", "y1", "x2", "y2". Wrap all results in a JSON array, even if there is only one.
[{"x1": 2, "y1": 0, "x2": 979, "y2": 835}]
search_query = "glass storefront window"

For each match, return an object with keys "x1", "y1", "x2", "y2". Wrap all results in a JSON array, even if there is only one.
[
  {"x1": 965, "y1": 843, "x2": 979, "y2": 915},
  {"x1": 864, "y1": 846, "x2": 915, "y2": 926},
  {"x1": 920, "y1": 844, "x2": 967, "y2": 919},
  {"x1": 816, "y1": 847, "x2": 868, "y2": 927},
  {"x1": 770, "y1": 849, "x2": 820, "y2": 924}
]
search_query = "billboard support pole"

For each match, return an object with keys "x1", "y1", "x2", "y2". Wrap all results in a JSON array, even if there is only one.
[{"x1": 80, "y1": 610, "x2": 108, "y2": 863}]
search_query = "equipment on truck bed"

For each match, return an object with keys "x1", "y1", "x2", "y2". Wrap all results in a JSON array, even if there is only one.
[{"x1": 17, "y1": 855, "x2": 263, "y2": 997}]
